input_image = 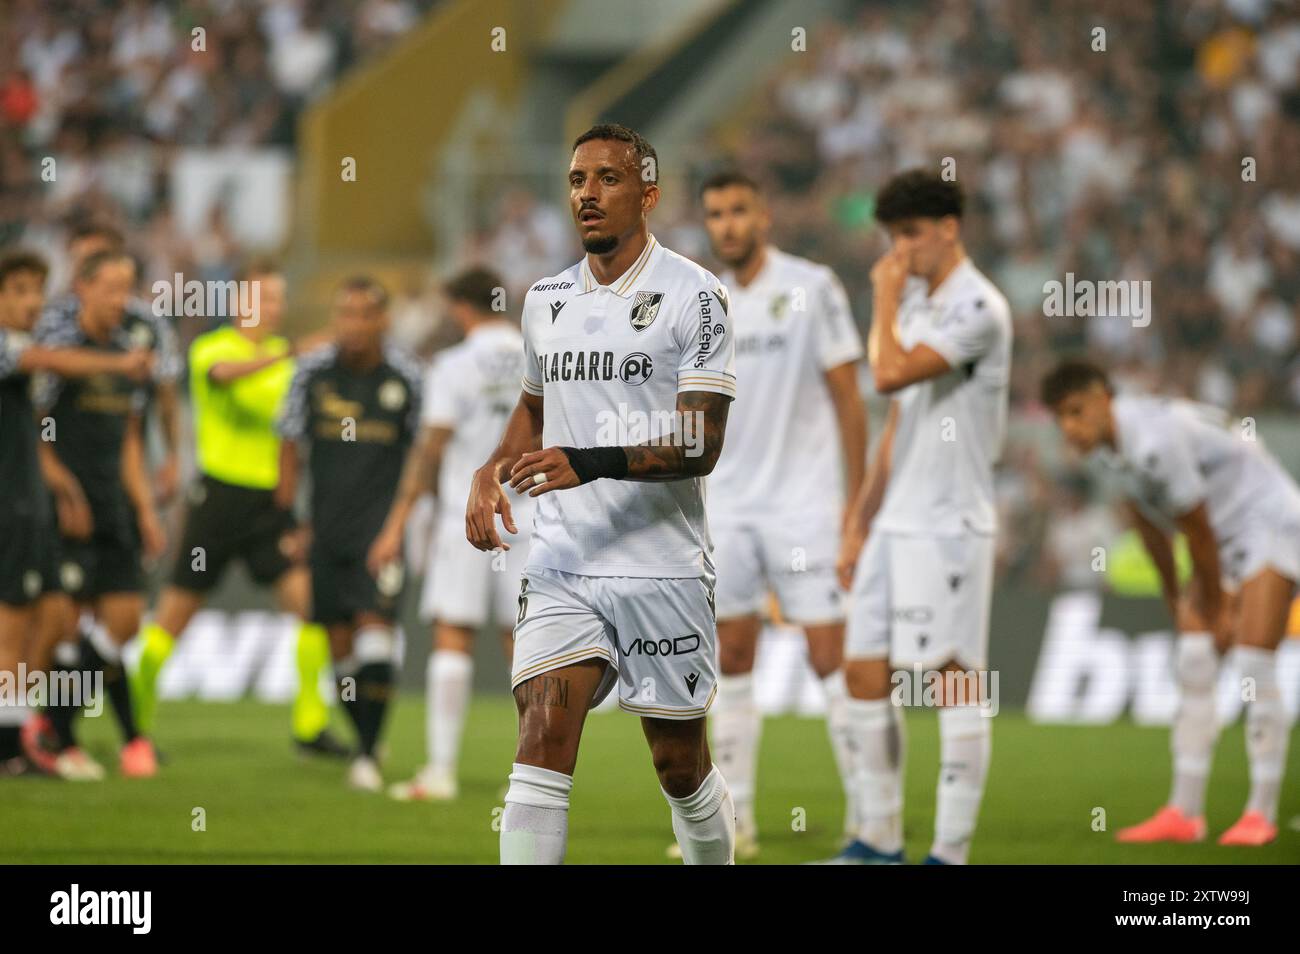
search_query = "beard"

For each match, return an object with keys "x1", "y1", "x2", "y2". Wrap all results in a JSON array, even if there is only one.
[
  {"x1": 719, "y1": 235, "x2": 759, "y2": 269},
  {"x1": 582, "y1": 234, "x2": 619, "y2": 255}
]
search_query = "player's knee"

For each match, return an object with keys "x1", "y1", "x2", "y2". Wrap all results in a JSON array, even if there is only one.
[
  {"x1": 1176, "y1": 636, "x2": 1217, "y2": 693},
  {"x1": 844, "y1": 657, "x2": 891, "y2": 699},
  {"x1": 649, "y1": 743, "x2": 706, "y2": 798},
  {"x1": 717, "y1": 636, "x2": 755, "y2": 674},
  {"x1": 805, "y1": 641, "x2": 843, "y2": 679}
]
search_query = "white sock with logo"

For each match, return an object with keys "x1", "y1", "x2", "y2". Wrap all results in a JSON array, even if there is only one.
[
  {"x1": 428, "y1": 650, "x2": 473, "y2": 780},
  {"x1": 1169, "y1": 633, "x2": 1218, "y2": 818},
  {"x1": 821, "y1": 670, "x2": 858, "y2": 835},
  {"x1": 710, "y1": 672, "x2": 761, "y2": 835},
  {"x1": 1237, "y1": 646, "x2": 1288, "y2": 824},
  {"x1": 500, "y1": 762, "x2": 572, "y2": 865},
  {"x1": 848, "y1": 697, "x2": 905, "y2": 853},
  {"x1": 662, "y1": 764, "x2": 735, "y2": 865},
  {"x1": 931, "y1": 704, "x2": 991, "y2": 865}
]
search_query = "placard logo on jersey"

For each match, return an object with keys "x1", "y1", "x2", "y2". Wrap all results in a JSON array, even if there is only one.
[{"x1": 629, "y1": 291, "x2": 664, "y2": 331}]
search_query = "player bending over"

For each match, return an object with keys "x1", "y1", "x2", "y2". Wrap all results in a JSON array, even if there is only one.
[
  {"x1": 390, "y1": 266, "x2": 536, "y2": 802},
  {"x1": 0, "y1": 249, "x2": 151, "y2": 777},
  {"x1": 466, "y1": 124, "x2": 737, "y2": 865},
  {"x1": 685, "y1": 169, "x2": 867, "y2": 857},
  {"x1": 131, "y1": 260, "x2": 343, "y2": 757},
  {"x1": 828, "y1": 170, "x2": 1012, "y2": 864},
  {"x1": 1042, "y1": 360, "x2": 1295, "y2": 846},
  {"x1": 277, "y1": 277, "x2": 427, "y2": 790}
]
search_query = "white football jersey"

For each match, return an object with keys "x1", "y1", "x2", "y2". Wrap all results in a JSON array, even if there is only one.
[
  {"x1": 1099, "y1": 393, "x2": 1300, "y2": 541},
  {"x1": 520, "y1": 235, "x2": 736, "y2": 578},
  {"x1": 422, "y1": 321, "x2": 537, "y2": 527},
  {"x1": 709, "y1": 247, "x2": 863, "y2": 518},
  {"x1": 872, "y1": 258, "x2": 1012, "y2": 537}
]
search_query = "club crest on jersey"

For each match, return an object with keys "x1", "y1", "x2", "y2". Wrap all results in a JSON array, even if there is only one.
[
  {"x1": 378, "y1": 379, "x2": 406, "y2": 411},
  {"x1": 629, "y1": 291, "x2": 664, "y2": 331},
  {"x1": 128, "y1": 322, "x2": 154, "y2": 349}
]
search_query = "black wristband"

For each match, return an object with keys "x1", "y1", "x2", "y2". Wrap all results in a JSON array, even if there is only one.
[{"x1": 560, "y1": 446, "x2": 629, "y2": 484}]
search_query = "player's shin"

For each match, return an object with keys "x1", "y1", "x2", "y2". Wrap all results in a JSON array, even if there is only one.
[
  {"x1": 931, "y1": 703, "x2": 991, "y2": 865},
  {"x1": 45, "y1": 640, "x2": 83, "y2": 750},
  {"x1": 1169, "y1": 633, "x2": 1218, "y2": 818},
  {"x1": 821, "y1": 670, "x2": 858, "y2": 836},
  {"x1": 428, "y1": 648, "x2": 473, "y2": 785},
  {"x1": 500, "y1": 761, "x2": 572, "y2": 864},
  {"x1": 710, "y1": 673, "x2": 761, "y2": 836},
  {"x1": 662, "y1": 764, "x2": 735, "y2": 865},
  {"x1": 133, "y1": 621, "x2": 175, "y2": 734},
  {"x1": 292, "y1": 621, "x2": 331, "y2": 741},
  {"x1": 847, "y1": 697, "x2": 905, "y2": 854},
  {"x1": 350, "y1": 625, "x2": 396, "y2": 759},
  {"x1": 81, "y1": 621, "x2": 141, "y2": 743},
  {"x1": 1237, "y1": 646, "x2": 1287, "y2": 824}
]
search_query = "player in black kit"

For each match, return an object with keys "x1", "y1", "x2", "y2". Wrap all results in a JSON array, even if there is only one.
[
  {"x1": 276, "y1": 276, "x2": 428, "y2": 791},
  {"x1": 0, "y1": 249, "x2": 152, "y2": 779}
]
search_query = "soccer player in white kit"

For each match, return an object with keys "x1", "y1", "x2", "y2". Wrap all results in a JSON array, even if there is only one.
[
  {"x1": 1042, "y1": 361, "x2": 1296, "y2": 847},
  {"x1": 830, "y1": 170, "x2": 1012, "y2": 864},
  {"x1": 465, "y1": 124, "x2": 738, "y2": 865},
  {"x1": 690, "y1": 170, "x2": 867, "y2": 857},
  {"x1": 390, "y1": 267, "x2": 535, "y2": 802}
]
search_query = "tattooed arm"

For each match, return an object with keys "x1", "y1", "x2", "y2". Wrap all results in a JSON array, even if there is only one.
[{"x1": 506, "y1": 389, "x2": 731, "y2": 496}]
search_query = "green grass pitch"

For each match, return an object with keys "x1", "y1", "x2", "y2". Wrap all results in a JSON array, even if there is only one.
[{"x1": 2, "y1": 699, "x2": 1297, "y2": 864}]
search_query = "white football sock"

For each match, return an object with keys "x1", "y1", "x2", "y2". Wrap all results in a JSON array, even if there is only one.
[
  {"x1": 710, "y1": 672, "x2": 760, "y2": 834},
  {"x1": 848, "y1": 697, "x2": 905, "y2": 853},
  {"x1": 500, "y1": 762, "x2": 572, "y2": 865},
  {"x1": 931, "y1": 704, "x2": 991, "y2": 865},
  {"x1": 821, "y1": 670, "x2": 858, "y2": 835},
  {"x1": 87, "y1": 621, "x2": 121, "y2": 663},
  {"x1": 1169, "y1": 633, "x2": 1218, "y2": 817},
  {"x1": 663, "y1": 764, "x2": 735, "y2": 865},
  {"x1": 1237, "y1": 646, "x2": 1288, "y2": 824},
  {"x1": 428, "y1": 649, "x2": 473, "y2": 778}
]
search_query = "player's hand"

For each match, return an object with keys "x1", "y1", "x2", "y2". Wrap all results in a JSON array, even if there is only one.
[
  {"x1": 279, "y1": 525, "x2": 311, "y2": 564},
  {"x1": 138, "y1": 509, "x2": 166, "y2": 560},
  {"x1": 870, "y1": 246, "x2": 911, "y2": 303},
  {"x1": 366, "y1": 523, "x2": 403, "y2": 577},
  {"x1": 508, "y1": 448, "x2": 580, "y2": 497},
  {"x1": 836, "y1": 527, "x2": 867, "y2": 591},
  {"x1": 55, "y1": 487, "x2": 94, "y2": 540},
  {"x1": 114, "y1": 348, "x2": 155, "y2": 382},
  {"x1": 154, "y1": 454, "x2": 180, "y2": 506},
  {"x1": 466, "y1": 462, "x2": 516, "y2": 552}
]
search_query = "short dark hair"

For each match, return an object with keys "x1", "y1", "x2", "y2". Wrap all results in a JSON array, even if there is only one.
[
  {"x1": 0, "y1": 248, "x2": 49, "y2": 288},
  {"x1": 444, "y1": 266, "x2": 503, "y2": 314},
  {"x1": 875, "y1": 169, "x2": 964, "y2": 224},
  {"x1": 699, "y1": 169, "x2": 761, "y2": 198},
  {"x1": 68, "y1": 221, "x2": 125, "y2": 250},
  {"x1": 76, "y1": 248, "x2": 133, "y2": 282},
  {"x1": 572, "y1": 123, "x2": 658, "y2": 184},
  {"x1": 1040, "y1": 359, "x2": 1113, "y2": 408},
  {"x1": 337, "y1": 275, "x2": 389, "y2": 311},
  {"x1": 236, "y1": 257, "x2": 282, "y2": 284}
]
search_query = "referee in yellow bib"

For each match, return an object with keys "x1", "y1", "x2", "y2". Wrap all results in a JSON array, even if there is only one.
[{"x1": 133, "y1": 260, "x2": 345, "y2": 757}]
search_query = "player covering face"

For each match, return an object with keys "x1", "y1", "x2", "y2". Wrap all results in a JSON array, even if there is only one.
[
  {"x1": 1043, "y1": 361, "x2": 1295, "y2": 847},
  {"x1": 828, "y1": 170, "x2": 1012, "y2": 865},
  {"x1": 465, "y1": 124, "x2": 738, "y2": 864}
]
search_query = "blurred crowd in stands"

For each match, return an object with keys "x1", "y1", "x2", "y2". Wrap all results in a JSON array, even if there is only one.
[{"x1": 3, "y1": 0, "x2": 1297, "y2": 591}]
